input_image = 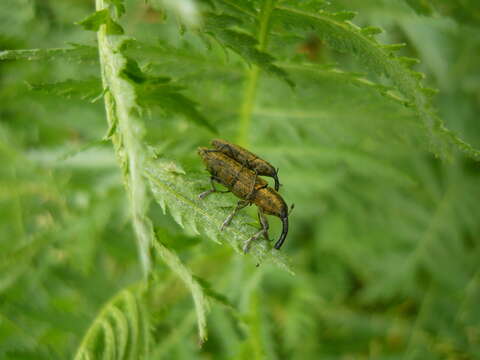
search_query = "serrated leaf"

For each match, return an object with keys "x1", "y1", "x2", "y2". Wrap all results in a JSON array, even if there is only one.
[
  {"x1": 120, "y1": 56, "x2": 153, "y2": 83},
  {"x1": 272, "y1": 5, "x2": 480, "y2": 160},
  {"x1": 291, "y1": 0, "x2": 329, "y2": 13},
  {"x1": 155, "y1": 226, "x2": 200, "y2": 251},
  {"x1": 421, "y1": 87, "x2": 439, "y2": 97},
  {"x1": 330, "y1": 11, "x2": 357, "y2": 21},
  {"x1": 27, "y1": 78, "x2": 103, "y2": 102},
  {"x1": 0, "y1": 233, "x2": 52, "y2": 293},
  {"x1": 193, "y1": 275, "x2": 236, "y2": 309},
  {"x1": 203, "y1": 12, "x2": 294, "y2": 88},
  {"x1": 120, "y1": 57, "x2": 170, "y2": 85},
  {"x1": 360, "y1": 26, "x2": 383, "y2": 36},
  {"x1": 77, "y1": 9, "x2": 124, "y2": 35},
  {"x1": 105, "y1": 0, "x2": 126, "y2": 17},
  {"x1": 144, "y1": 86, "x2": 217, "y2": 133},
  {"x1": 381, "y1": 43, "x2": 407, "y2": 52},
  {"x1": 398, "y1": 56, "x2": 420, "y2": 67},
  {"x1": 77, "y1": 10, "x2": 109, "y2": 31},
  {"x1": 151, "y1": 240, "x2": 210, "y2": 342},
  {"x1": 119, "y1": 57, "x2": 217, "y2": 133},
  {"x1": 411, "y1": 71, "x2": 426, "y2": 80}
]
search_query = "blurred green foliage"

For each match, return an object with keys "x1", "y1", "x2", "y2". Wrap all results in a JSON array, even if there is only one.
[{"x1": 1, "y1": 0, "x2": 480, "y2": 359}]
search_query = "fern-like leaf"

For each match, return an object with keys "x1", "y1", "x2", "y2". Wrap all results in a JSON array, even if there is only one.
[
  {"x1": 272, "y1": 5, "x2": 480, "y2": 160},
  {"x1": 281, "y1": 63, "x2": 412, "y2": 108},
  {"x1": 152, "y1": 240, "x2": 210, "y2": 342},
  {"x1": 193, "y1": 275, "x2": 235, "y2": 309},
  {"x1": 203, "y1": 12, "x2": 294, "y2": 88},
  {"x1": 74, "y1": 286, "x2": 150, "y2": 360},
  {"x1": 0, "y1": 233, "x2": 52, "y2": 293},
  {"x1": 27, "y1": 78, "x2": 103, "y2": 102},
  {"x1": 119, "y1": 57, "x2": 217, "y2": 133},
  {"x1": 403, "y1": 0, "x2": 480, "y2": 26},
  {"x1": 95, "y1": 0, "x2": 213, "y2": 342}
]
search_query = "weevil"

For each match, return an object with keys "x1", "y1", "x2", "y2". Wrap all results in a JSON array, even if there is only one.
[
  {"x1": 203, "y1": 139, "x2": 281, "y2": 191},
  {"x1": 198, "y1": 147, "x2": 289, "y2": 252}
]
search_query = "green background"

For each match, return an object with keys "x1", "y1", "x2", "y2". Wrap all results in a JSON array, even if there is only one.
[{"x1": 1, "y1": 0, "x2": 480, "y2": 359}]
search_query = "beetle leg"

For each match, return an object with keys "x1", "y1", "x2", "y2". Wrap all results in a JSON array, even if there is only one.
[
  {"x1": 245, "y1": 170, "x2": 258, "y2": 200},
  {"x1": 258, "y1": 209, "x2": 270, "y2": 241},
  {"x1": 246, "y1": 170, "x2": 268, "y2": 200},
  {"x1": 220, "y1": 200, "x2": 250, "y2": 231},
  {"x1": 243, "y1": 208, "x2": 269, "y2": 253},
  {"x1": 246, "y1": 170, "x2": 267, "y2": 201},
  {"x1": 199, "y1": 176, "x2": 229, "y2": 199}
]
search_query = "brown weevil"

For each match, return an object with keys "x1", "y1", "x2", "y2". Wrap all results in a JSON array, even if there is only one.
[
  {"x1": 198, "y1": 147, "x2": 290, "y2": 252},
  {"x1": 204, "y1": 139, "x2": 281, "y2": 191}
]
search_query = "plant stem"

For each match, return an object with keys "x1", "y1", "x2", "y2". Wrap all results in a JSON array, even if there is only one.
[
  {"x1": 96, "y1": 0, "x2": 152, "y2": 276},
  {"x1": 94, "y1": 1, "x2": 209, "y2": 340},
  {"x1": 237, "y1": 0, "x2": 276, "y2": 147}
]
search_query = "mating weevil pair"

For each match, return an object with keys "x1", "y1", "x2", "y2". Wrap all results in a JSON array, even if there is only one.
[{"x1": 198, "y1": 139, "x2": 291, "y2": 253}]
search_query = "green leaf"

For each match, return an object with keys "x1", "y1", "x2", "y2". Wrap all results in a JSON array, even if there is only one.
[
  {"x1": 119, "y1": 57, "x2": 170, "y2": 85},
  {"x1": 360, "y1": 26, "x2": 383, "y2": 36},
  {"x1": 381, "y1": 43, "x2": 407, "y2": 52},
  {"x1": 105, "y1": 0, "x2": 126, "y2": 17},
  {"x1": 398, "y1": 56, "x2": 421, "y2": 67},
  {"x1": 119, "y1": 57, "x2": 217, "y2": 133},
  {"x1": 272, "y1": 5, "x2": 480, "y2": 160},
  {"x1": 77, "y1": 9, "x2": 124, "y2": 35},
  {"x1": 404, "y1": 0, "x2": 433, "y2": 15},
  {"x1": 141, "y1": 84, "x2": 217, "y2": 133},
  {"x1": 330, "y1": 11, "x2": 357, "y2": 21},
  {"x1": 193, "y1": 275, "x2": 236, "y2": 309},
  {"x1": 0, "y1": 233, "x2": 52, "y2": 293},
  {"x1": 119, "y1": 57, "x2": 150, "y2": 84},
  {"x1": 0, "y1": 43, "x2": 97, "y2": 62},
  {"x1": 145, "y1": 158, "x2": 294, "y2": 274},
  {"x1": 4, "y1": 1, "x2": 480, "y2": 358},
  {"x1": 203, "y1": 12, "x2": 294, "y2": 88},
  {"x1": 27, "y1": 78, "x2": 103, "y2": 102},
  {"x1": 151, "y1": 239, "x2": 210, "y2": 342},
  {"x1": 73, "y1": 286, "x2": 150, "y2": 360},
  {"x1": 150, "y1": 0, "x2": 201, "y2": 28}
]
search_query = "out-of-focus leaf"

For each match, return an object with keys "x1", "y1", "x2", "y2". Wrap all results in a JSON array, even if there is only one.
[
  {"x1": 77, "y1": 9, "x2": 124, "y2": 35},
  {"x1": 27, "y1": 78, "x2": 103, "y2": 102}
]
